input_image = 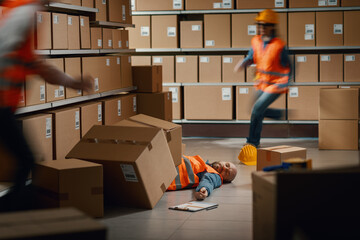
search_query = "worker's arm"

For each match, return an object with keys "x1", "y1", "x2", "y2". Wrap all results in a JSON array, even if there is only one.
[
  {"x1": 234, "y1": 48, "x2": 254, "y2": 73},
  {"x1": 194, "y1": 173, "x2": 222, "y2": 200}
]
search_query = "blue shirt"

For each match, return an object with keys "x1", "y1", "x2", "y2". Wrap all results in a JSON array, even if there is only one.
[{"x1": 195, "y1": 162, "x2": 222, "y2": 196}]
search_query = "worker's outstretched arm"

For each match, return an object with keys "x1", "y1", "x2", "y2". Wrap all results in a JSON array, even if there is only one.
[{"x1": 194, "y1": 173, "x2": 221, "y2": 200}]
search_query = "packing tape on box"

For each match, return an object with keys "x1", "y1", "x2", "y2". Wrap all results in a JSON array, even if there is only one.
[
  {"x1": 161, "y1": 183, "x2": 166, "y2": 193},
  {"x1": 35, "y1": 186, "x2": 69, "y2": 201}
]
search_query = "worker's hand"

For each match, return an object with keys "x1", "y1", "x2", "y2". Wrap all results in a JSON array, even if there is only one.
[
  {"x1": 194, "y1": 187, "x2": 208, "y2": 200},
  {"x1": 80, "y1": 75, "x2": 95, "y2": 93},
  {"x1": 233, "y1": 64, "x2": 244, "y2": 73}
]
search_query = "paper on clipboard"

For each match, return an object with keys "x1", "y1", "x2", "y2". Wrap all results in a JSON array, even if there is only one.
[{"x1": 169, "y1": 201, "x2": 218, "y2": 212}]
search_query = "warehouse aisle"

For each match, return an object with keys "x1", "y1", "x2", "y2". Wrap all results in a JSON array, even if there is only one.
[{"x1": 101, "y1": 137, "x2": 360, "y2": 240}]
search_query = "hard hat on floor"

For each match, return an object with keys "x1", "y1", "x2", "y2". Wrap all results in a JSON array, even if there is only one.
[{"x1": 238, "y1": 144, "x2": 257, "y2": 166}]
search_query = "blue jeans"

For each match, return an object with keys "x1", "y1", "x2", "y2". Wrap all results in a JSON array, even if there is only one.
[{"x1": 246, "y1": 90, "x2": 283, "y2": 147}]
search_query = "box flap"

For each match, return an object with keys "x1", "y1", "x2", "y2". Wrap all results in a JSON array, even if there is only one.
[
  {"x1": 129, "y1": 114, "x2": 180, "y2": 131},
  {"x1": 37, "y1": 159, "x2": 101, "y2": 170},
  {"x1": 113, "y1": 119, "x2": 145, "y2": 128},
  {"x1": 260, "y1": 145, "x2": 305, "y2": 153}
]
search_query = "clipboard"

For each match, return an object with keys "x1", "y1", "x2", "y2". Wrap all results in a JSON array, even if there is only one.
[{"x1": 169, "y1": 201, "x2": 218, "y2": 212}]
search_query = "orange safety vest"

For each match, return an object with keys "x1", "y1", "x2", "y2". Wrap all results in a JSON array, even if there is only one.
[
  {"x1": 0, "y1": 0, "x2": 39, "y2": 111},
  {"x1": 252, "y1": 35, "x2": 290, "y2": 94},
  {"x1": 167, "y1": 155, "x2": 223, "y2": 191}
]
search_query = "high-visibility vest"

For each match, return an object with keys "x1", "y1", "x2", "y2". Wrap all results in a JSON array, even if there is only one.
[
  {"x1": 167, "y1": 155, "x2": 223, "y2": 191},
  {"x1": 0, "y1": 0, "x2": 39, "y2": 111},
  {"x1": 252, "y1": 35, "x2": 290, "y2": 94}
]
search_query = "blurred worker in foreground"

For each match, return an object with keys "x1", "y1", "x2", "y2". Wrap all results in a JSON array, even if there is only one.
[
  {"x1": 167, "y1": 155, "x2": 237, "y2": 200},
  {"x1": 0, "y1": 0, "x2": 94, "y2": 212},
  {"x1": 234, "y1": 9, "x2": 291, "y2": 165}
]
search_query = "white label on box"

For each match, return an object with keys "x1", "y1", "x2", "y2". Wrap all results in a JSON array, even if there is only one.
[
  {"x1": 167, "y1": 27, "x2": 176, "y2": 37},
  {"x1": 120, "y1": 164, "x2": 138, "y2": 182},
  {"x1": 98, "y1": 104, "x2": 102, "y2": 122},
  {"x1": 213, "y1": 3, "x2": 222, "y2": 8},
  {"x1": 126, "y1": 41, "x2": 129, "y2": 47},
  {"x1": 200, "y1": 57, "x2": 209, "y2": 63},
  {"x1": 140, "y1": 26, "x2": 149, "y2": 36},
  {"x1": 102, "y1": 0, "x2": 106, "y2": 4},
  {"x1": 128, "y1": 56, "x2": 131, "y2": 63},
  {"x1": 173, "y1": 0, "x2": 182, "y2": 9},
  {"x1": 328, "y1": 0, "x2": 337, "y2": 6},
  {"x1": 133, "y1": 96, "x2": 137, "y2": 112},
  {"x1": 94, "y1": 78, "x2": 99, "y2": 91},
  {"x1": 304, "y1": 34, "x2": 314, "y2": 40},
  {"x1": 117, "y1": 57, "x2": 120, "y2": 65},
  {"x1": 345, "y1": 55, "x2": 355, "y2": 62},
  {"x1": 297, "y1": 56, "x2": 307, "y2": 63},
  {"x1": 77, "y1": 90, "x2": 82, "y2": 95},
  {"x1": 122, "y1": 5, "x2": 126, "y2": 21},
  {"x1": 333, "y1": 24, "x2": 343, "y2": 34},
  {"x1": 53, "y1": 15, "x2": 59, "y2": 24},
  {"x1": 248, "y1": 25, "x2": 257, "y2": 35},
  {"x1": 80, "y1": 18, "x2": 84, "y2": 27},
  {"x1": 340, "y1": 86, "x2": 350, "y2": 89},
  {"x1": 223, "y1": 57, "x2": 233, "y2": 63},
  {"x1": 106, "y1": 59, "x2": 110, "y2": 66},
  {"x1": 289, "y1": 87, "x2": 299, "y2": 98},
  {"x1": 192, "y1": 25, "x2": 201, "y2": 31},
  {"x1": 59, "y1": 86, "x2": 64, "y2": 97},
  {"x1": 108, "y1": 40, "x2": 112, "y2": 47},
  {"x1": 45, "y1": 118, "x2": 52, "y2": 138},
  {"x1": 275, "y1": 0, "x2": 284, "y2": 8},
  {"x1": 118, "y1": 100, "x2": 121, "y2": 116},
  {"x1": 169, "y1": 87, "x2": 178, "y2": 103},
  {"x1": 206, "y1": 40, "x2": 215, "y2": 46},
  {"x1": 97, "y1": 39, "x2": 102, "y2": 47},
  {"x1": 68, "y1": 16, "x2": 72, "y2": 25},
  {"x1": 131, "y1": 0, "x2": 135, "y2": 10},
  {"x1": 239, "y1": 88, "x2": 249, "y2": 94},
  {"x1": 37, "y1": 13, "x2": 42, "y2": 23},
  {"x1": 318, "y1": 0, "x2": 327, "y2": 6},
  {"x1": 223, "y1": 0, "x2": 232, "y2": 8},
  {"x1": 305, "y1": 24, "x2": 314, "y2": 34},
  {"x1": 40, "y1": 85, "x2": 45, "y2": 101},
  {"x1": 177, "y1": 57, "x2": 186, "y2": 63},
  {"x1": 153, "y1": 57, "x2": 163, "y2": 63},
  {"x1": 118, "y1": 40, "x2": 122, "y2": 48},
  {"x1": 55, "y1": 89, "x2": 59, "y2": 98},
  {"x1": 321, "y1": 55, "x2": 331, "y2": 62},
  {"x1": 222, "y1": 88, "x2": 231, "y2": 101},
  {"x1": 75, "y1": 111, "x2": 80, "y2": 130}
]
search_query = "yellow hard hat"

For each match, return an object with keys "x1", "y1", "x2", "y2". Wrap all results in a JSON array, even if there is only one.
[
  {"x1": 238, "y1": 144, "x2": 257, "y2": 166},
  {"x1": 255, "y1": 9, "x2": 279, "y2": 24}
]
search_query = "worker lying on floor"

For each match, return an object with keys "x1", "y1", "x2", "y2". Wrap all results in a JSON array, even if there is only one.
[{"x1": 167, "y1": 155, "x2": 237, "y2": 200}]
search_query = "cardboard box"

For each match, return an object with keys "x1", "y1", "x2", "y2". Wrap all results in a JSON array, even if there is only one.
[
  {"x1": 237, "y1": 0, "x2": 286, "y2": 9},
  {"x1": 131, "y1": 56, "x2": 152, "y2": 66},
  {"x1": 80, "y1": 16, "x2": 91, "y2": 49},
  {"x1": 79, "y1": 102, "x2": 103, "y2": 137},
  {"x1": 49, "y1": 107, "x2": 81, "y2": 160},
  {"x1": 97, "y1": 56, "x2": 113, "y2": 92},
  {"x1": 344, "y1": 11, "x2": 360, "y2": 46},
  {"x1": 25, "y1": 75, "x2": 46, "y2": 106},
  {"x1": 65, "y1": 57, "x2": 82, "y2": 99},
  {"x1": 132, "y1": 66, "x2": 163, "y2": 93},
  {"x1": 289, "y1": 0, "x2": 339, "y2": 7},
  {"x1": 277, "y1": 12, "x2": 287, "y2": 44},
  {"x1": 91, "y1": 27, "x2": 103, "y2": 49},
  {"x1": 114, "y1": 114, "x2": 182, "y2": 166},
  {"x1": 163, "y1": 86, "x2": 182, "y2": 120},
  {"x1": 18, "y1": 86, "x2": 25, "y2": 108},
  {"x1": 67, "y1": 15, "x2": 80, "y2": 49},
  {"x1": 134, "y1": 0, "x2": 184, "y2": 11},
  {"x1": 199, "y1": 56, "x2": 222, "y2": 83},
  {"x1": 121, "y1": 55, "x2": 133, "y2": 88},
  {"x1": 112, "y1": 56, "x2": 122, "y2": 90},
  {"x1": 204, "y1": 14, "x2": 231, "y2": 48},
  {"x1": 128, "y1": 16, "x2": 151, "y2": 49},
  {"x1": 52, "y1": 13, "x2": 68, "y2": 49},
  {"x1": 319, "y1": 120, "x2": 358, "y2": 150},
  {"x1": 316, "y1": 11, "x2": 343, "y2": 47},
  {"x1": 180, "y1": 21, "x2": 203, "y2": 48},
  {"x1": 82, "y1": 57, "x2": 101, "y2": 94},
  {"x1": 344, "y1": 54, "x2": 360, "y2": 82},
  {"x1": 108, "y1": 0, "x2": 132, "y2": 24},
  {"x1": 175, "y1": 55, "x2": 198, "y2": 83},
  {"x1": 82, "y1": 0, "x2": 94, "y2": 7},
  {"x1": 288, "y1": 12, "x2": 315, "y2": 47},
  {"x1": 319, "y1": 54, "x2": 343, "y2": 82},
  {"x1": 222, "y1": 55, "x2": 245, "y2": 82},
  {"x1": 112, "y1": 29, "x2": 123, "y2": 49},
  {"x1": 95, "y1": 0, "x2": 107, "y2": 21},
  {"x1": 257, "y1": 145, "x2": 307, "y2": 171},
  {"x1": 45, "y1": 58, "x2": 65, "y2": 102},
  {"x1": 53, "y1": 0, "x2": 81, "y2": 5},
  {"x1": 342, "y1": 0, "x2": 360, "y2": 6},
  {"x1": 0, "y1": 208, "x2": 106, "y2": 240},
  {"x1": 186, "y1": 0, "x2": 234, "y2": 9},
  {"x1": 236, "y1": 86, "x2": 286, "y2": 120},
  {"x1": 36, "y1": 11, "x2": 51, "y2": 50},
  {"x1": 231, "y1": 13, "x2": 257, "y2": 48},
  {"x1": 319, "y1": 88, "x2": 359, "y2": 120},
  {"x1": 137, "y1": 92, "x2": 172, "y2": 121},
  {"x1": 102, "y1": 28, "x2": 113, "y2": 49},
  {"x1": 151, "y1": 15, "x2": 178, "y2": 48},
  {"x1": 153, "y1": 56, "x2": 175, "y2": 83},
  {"x1": 66, "y1": 125, "x2": 177, "y2": 208},
  {"x1": 121, "y1": 29, "x2": 129, "y2": 49},
  {"x1": 184, "y1": 85, "x2": 233, "y2": 120},
  {"x1": 294, "y1": 55, "x2": 318, "y2": 82},
  {"x1": 103, "y1": 94, "x2": 137, "y2": 125},
  {"x1": 33, "y1": 159, "x2": 103, "y2": 218}
]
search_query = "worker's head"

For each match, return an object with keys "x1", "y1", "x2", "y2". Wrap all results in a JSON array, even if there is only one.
[
  {"x1": 255, "y1": 9, "x2": 278, "y2": 37},
  {"x1": 211, "y1": 161, "x2": 237, "y2": 183}
]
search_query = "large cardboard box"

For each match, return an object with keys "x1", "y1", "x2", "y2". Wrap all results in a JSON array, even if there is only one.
[
  {"x1": 199, "y1": 56, "x2": 222, "y2": 83},
  {"x1": 45, "y1": 58, "x2": 65, "y2": 102},
  {"x1": 0, "y1": 208, "x2": 106, "y2": 240},
  {"x1": 33, "y1": 159, "x2": 104, "y2": 218},
  {"x1": 49, "y1": 107, "x2": 81, "y2": 160},
  {"x1": 103, "y1": 94, "x2": 137, "y2": 125},
  {"x1": 151, "y1": 15, "x2": 178, "y2": 49},
  {"x1": 91, "y1": 27, "x2": 103, "y2": 49},
  {"x1": 319, "y1": 120, "x2": 358, "y2": 150},
  {"x1": 319, "y1": 54, "x2": 343, "y2": 82},
  {"x1": 319, "y1": 88, "x2": 359, "y2": 120},
  {"x1": 52, "y1": 13, "x2": 68, "y2": 49},
  {"x1": 133, "y1": 0, "x2": 184, "y2": 11},
  {"x1": 204, "y1": 14, "x2": 231, "y2": 48},
  {"x1": 163, "y1": 86, "x2": 182, "y2": 120},
  {"x1": 95, "y1": 0, "x2": 107, "y2": 21},
  {"x1": 342, "y1": 0, "x2": 360, "y2": 6},
  {"x1": 257, "y1": 145, "x2": 307, "y2": 171},
  {"x1": 289, "y1": 0, "x2": 340, "y2": 7},
  {"x1": 111, "y1": 56, "x2": 122, "y2": 90},
  {"x1": 344, "y1": 11, "x2": 360, "y2": 46},
  {"x1": 67, "y1": 125, "x2": 177, "y2": 208},
  {"x1": 114, "y1": 114, "x2": 182, "y2": 166},
  {"x1": 82, "y1": 57, "x2": 101, "y2": 94},
  {"x1": 121, "y1": 55, "x2": 133, "y2": 88},
  {"x1": 36, "y1": 11, "x2": 51, "y2": 50},
  {"x1": 128, "y1": 16, "x2": 151, "y2": 49},
  {"x1": 102, "y1": 28, "x2": 113, "y2": 49},
  {"x1": 112, "y1": 29, "x2": 123, "y2": 49},
  {"x1": 180, "y1": 21, "x2": 203, "y2": 48},
  {"x1": 277, "y1": 12, "x2": 287, "y2": 44},
  {"x1": 137, "y1": 92, "x2": 172, "y2": 121},
  {"x1": 67, "y1": 15, "x2": 80, "y2": 49},
  {"x1": 152, "y1": 56, "x2": 175, "y2": 83},
  {"x1": 79, "y1": 102, "x2": 103, "y2": 137},
  {"x1": 237, "y1": 0, "x2": 286, "y2": 9},
  {"x1": 65, "y1": 57, "x2": 83, "y2": 99},
  {"x1": 184, "y1": 85, "x2": 233, "y2": 120},
  {"x1": 25, "y1": 75, "x2": 46, "y2": 106},
  {"x1": 121, "y1": 29, "x2": 129, "y2": 49},
  {"x1": 316, "y1": 11, "x2": 343, "y2": 47},
  {"x1": 185, "y1": 0, "x2": 234, "y2": 9},
  {"x1": 294, "y1": 54, "x2": 318, "y2": 82},
  {"x1": 97, "y1": 56, "x2": 114, "y2": 93},
  {"x1": 175, "y1": 55, "x2": 198, "y2": 83},
  {"x1": 131, "y1": 56, "x2": 152, "y2": 66},
  {"x1": 80, "y1": 16, "x2": 91, "y2": 49},
  {"x1": 222, "y1": 55, "x2": 245, "y2": 82},
  {"x1": 231, "y1": 13, "x2": 257, "y2": 48},
  {"x1": 344, "y1": 54, "x2": 360, "y2": 82},
  {"x1": 288, "y1": 12, "x2": 315, "y2": 47},
  {"x1": 132, "y1": 66, "x2": 163, "y2": 93}
]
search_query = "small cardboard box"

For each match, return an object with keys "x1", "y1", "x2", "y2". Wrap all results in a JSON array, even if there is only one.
[
  {"x1": 91, "y1": 27, "x2": 103, "y2": 49},
  {"x1": 114, "y1": 114, "x2": 182, "y2": 166},
  {"x1": 102, "y1": 28, "x2": 113, "y2": 49},
  {"x1": 186, "y1": 0, "x2": 234, "y2": 10},
  {"x1": 180, "y1": 21, "x2": 203, "y2": 48},
  {"x1": 163, "y1": 86, "x2": 182, "y2": 120},
  {"x1": 231, "y1": 13, "x2": 257, "y2": 48},
  {"x1": 134, "y1": 0, "x2": 184, "y2": 11},
  {"x1": 344, "y1": 11, "x2": 360, "y2": 46},
  {"x1": 25, "y1": 75, "x2": 46, "y2": 106},
  {"x1": 121, "y1": 55, "x2": 133, "y2": 88},
  {"x1": 204, "y1": 14, "x2": 231, "y2": 48},
  {"x1": 131, "y1": 56, "x2": 152, "y2": 66},
  {"x1": 222, "y1": 55, "x2": 245, "y2": 83},
  {"x1": 257, "y1": 145, "x2": 307, "y2": 171},
  {"x1": 52, "y1": 13, "x2": 68, "y2": 49},
  {"x1": 151, "y1": 15, "x2": 178, "y2": 48},
  {"x1": 36, "y1": 11, "x2": 51, "y2": 50},
  {"x1": 95, "y1": 0, "x2": 107, "y2": 21},
  {"x1": 237, "y1": 0, "x2": 286, "y2": 9},
  {"x1": 344, "y1": 54, "x2": 360, "y2": 82},
  {"x1": 289, "y1": 0, "x2": 339, "y2": 7},
  {"x1": 102, "y1": 94, "x2": 137, "y2": 125},
  {"x1": 137, "y1": 92, "x2": 173, "y2": 121},
  {"x1": 128, "y1": 16, "x2": 151, "y2": 49},
  {"x1": 67, "y1": 15, "x2": 80, "y2": 49},
  {"x1": 80, "y1": 16, "x2": 91, "y2": 49},
  {"x1": 152, "y1": 56, "x2": 175, "y2": 83},
  {"x1": 121, "y1": 29, "x2": 129, "y2": 49},
  {"x1": 132, "y1": 66, "x2": 163, "y2": 93},
  {"x1": 316, "y1": 11, "x2": 343, "y2": 47},
  {"x1": 199, "y1": 56, "x2": 222, "y2": 83},
  {"x1": 294, "y1": 55, "x2": 318, "y2": 82},
  {"x1": 45, "y1": 58, "x2": 65, "y2": 102},
  {"x1": 288, "y1": 12, "x2": 315, "y2": 47},
  {"x1": 82, "y1": 0, "x2": 94, "y2": 7},
  {"x1": 342, "y1": 0, "x2": 360, "y2": 6},
  {"x1": 319, "y1": 54, "x2": 343, "y2": 82},
  {"x1": 53, "y1": 0, "x2": 81, "y2": 5},
  {"x1": 64, "y1": 57, "x2": 82, "y2": 99},
  {"x1": 112, "y1": 29, "x2": 123, "y2": 49},
  {"x1": 79, "y1": 101, "x2": 103, "y2": 137},
  {"x1": 82, "y1": 57, "x2": 101, "y2": 94},
  {"x1": 175, "y1": 55, "x2": 198, "y2": 83},
  {"x1": 33, "y1": 159, "x2": 104, "y2": 218},
  {"x1": 66, "y1": 125, "x2": 177, "y2": 208}
]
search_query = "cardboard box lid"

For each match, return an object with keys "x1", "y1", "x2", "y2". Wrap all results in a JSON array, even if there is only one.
[
  {"x1": 128, "y1": 114, "x2": 180, "y2": 131},
  {"x1": 259, "y1": 145, "x2": 306, "y2": 154},
  {"x1": 37, "y1": 158, "x2": 101, "y2": 170}
]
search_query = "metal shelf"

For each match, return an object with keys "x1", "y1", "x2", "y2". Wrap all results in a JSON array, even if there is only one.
[
  {"x1": 35, "y1": 50, "x2": 51, "y2": 55},
  {"x1": 99, "y1": 49, "x2": 135, "y2": 54},
  {"x1": 182, "y1": 48, "x2": 248, "y2": 52},
  {"x1": 47, "y1": 2, "x2": 98, "y2": 13},
  {"x1": 91, "y1": 21, "x2": 135, "y2": 28},
  {"x1": 182, "y1": 82, "x2": 253, "y2": 86},
  {"x1": 290, "y1": 82, "x2": 360, "y2": 86},
  {"x1": 51, "y1": 93, "x2": 101, "y2": 108},
  {"x1": 100, "y1": 87, "x2": 137, "y2": 97},
  {"x1": 163, "y1": 83, "x2": 182, "y2": 87},
  {"x1": 136, "y1": 48, "x2": 181, "y2": 53},
  {"x1": 50, "y1": 49, "x2": 99, "y2": 55},
  {"x1": 289, "y1": 46, "x2": 360, "y2": 51},
  {"x1": 15, "y1": 103, "x2": 52, "y2": 115},
  {"x1": 132, "y1": 11, "x2": 181, "y2": 15},
  {"x1": 287, "y1": 7, "x2": 360, "y2": 12},
  {"x1": 289, "y1": 121, "x2": 318, "y2": 124},
  {"x1": 164, "y1": 82, "x2": 360, "y2": 87}
]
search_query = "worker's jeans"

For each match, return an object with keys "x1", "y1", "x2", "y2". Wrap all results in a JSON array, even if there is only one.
[{"x1": 246, "y1": 90, "x2": 283, "y2": 147}]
